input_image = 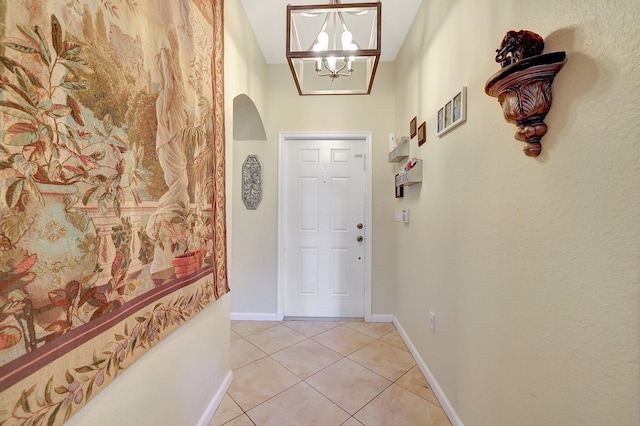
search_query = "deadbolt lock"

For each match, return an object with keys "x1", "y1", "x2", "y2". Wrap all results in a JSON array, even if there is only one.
[{"x1": 357, "y1": 223, "x2": 363, "y2": 229}]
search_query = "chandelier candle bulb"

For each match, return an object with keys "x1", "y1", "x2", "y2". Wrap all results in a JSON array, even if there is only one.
[
  {"x1": 327, "y1": 56, "x2": 337, "y2": 71},
  {"x1": 318, "y1": 31, "x2": 329, "y2": 49},
  {"x1": 341, "y1": 30, "x2": 353, "y2": 49},
  {"x1": 313, "y1": 43, "x2": 323, "y2": 71}
]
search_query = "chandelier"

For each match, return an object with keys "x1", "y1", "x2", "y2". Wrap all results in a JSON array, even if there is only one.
[{"x1": 286, "y1": 1, "x2": 381, "y2": 95}]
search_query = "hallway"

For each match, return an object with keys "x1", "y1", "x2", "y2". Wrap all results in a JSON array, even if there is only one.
[{"x1": 211, "y1": 320, "x2": 451, "y2": 425}]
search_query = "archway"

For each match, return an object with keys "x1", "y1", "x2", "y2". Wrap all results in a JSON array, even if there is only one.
[{"x1": 233, "y1": 94, "x2": 266, "y2": 141}]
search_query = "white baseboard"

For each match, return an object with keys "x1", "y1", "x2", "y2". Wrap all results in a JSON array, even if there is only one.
[
  {"x1": 370, "y1": 314, "x2": 394, "y2": 323},
  {"x1": 230, "y1": 312, "x2": 279, "y2": 321},
  {"x1": 230, "y1": 313, "x2": 392, "y2": 322},
  {"x1": 393, "y1": 317, "x2": 464, "y2": 426},
  {"x1": 197, "y1": 370, "x2": 233, "y2": 426}
]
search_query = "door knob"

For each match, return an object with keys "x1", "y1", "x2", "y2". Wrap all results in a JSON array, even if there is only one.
[
  {"x1": 357, "y1": 223, "x2": 363, "y2": 229},
  {"x1": 356, "y1": 236, "x2": 363, "y2": 243}
]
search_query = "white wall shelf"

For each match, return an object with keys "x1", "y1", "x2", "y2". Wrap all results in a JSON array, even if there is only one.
[
  {"x1": 395, "y1": 159, "x2": 422, "y2": 186},
  {"x1": 388, "y1": 136, "x2": 410, "y2": 162}
]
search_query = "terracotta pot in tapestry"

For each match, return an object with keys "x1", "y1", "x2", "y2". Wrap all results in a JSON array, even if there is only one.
[{"x1": 171, "y1": 248, "x2": 206, "y2": 278}]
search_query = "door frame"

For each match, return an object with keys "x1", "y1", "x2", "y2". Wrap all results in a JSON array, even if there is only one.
[{"x1": 277, "y1": 131, "x2": 372, "y2": 321}]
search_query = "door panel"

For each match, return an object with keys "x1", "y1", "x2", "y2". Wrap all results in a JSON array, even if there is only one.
[
  {"x1": 284, "y1": 139, "x2": 365, "y2": 318},
  {"x1": 299, "y1": 248, "x2": 318, "y2": 295},
  {"x1": 300, "y1": 178, "x2": 319, "y2": 231}
]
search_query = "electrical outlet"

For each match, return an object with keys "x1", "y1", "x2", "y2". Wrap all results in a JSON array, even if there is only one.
[{"x1": 429, "y1": 311, "x2": 436, "y2": 333}]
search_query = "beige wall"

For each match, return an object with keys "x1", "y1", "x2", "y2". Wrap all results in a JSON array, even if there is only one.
[
  {"x1": 231, "y1": 135, "x2": 276, "y2": 315},
  {"x1": 225, "y1": 0, "x2": 269, "y2": 316},
  {"x1": 393, "y1": 0, "x2": 639, "y2": 425},
  {"x1": 67, "y1": 296, "x2": 230, "y2": 425},
  {"x1": 224, "y1": 0, "x2": 267, "y2": 118}
]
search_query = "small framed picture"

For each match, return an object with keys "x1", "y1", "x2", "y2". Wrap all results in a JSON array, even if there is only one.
[
  {"x1": 418, "y1": 121, "x2": 426, "y2": 146},
  {"x1": 410, "y1": 116, "x2": 417, "y2": 138},
  {"x1": 453, "y1": 92, "x2": 462, "y2": 122},
  {"x1": 437, "y1": 86, "x2": 467, "y2": 137},
  {"x1": 444, "y1": 101, "x2": 452, "y2": 127}
]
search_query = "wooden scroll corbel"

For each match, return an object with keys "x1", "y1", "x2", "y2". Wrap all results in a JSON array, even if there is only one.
[{"x1": 485, "y1": 30, "x2": 566, "y2": 157}]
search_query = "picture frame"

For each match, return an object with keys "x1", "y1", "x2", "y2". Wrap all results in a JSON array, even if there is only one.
[
  {"x1": 418, "y1": 121, "x2": 426, "y2": 146},
  {"x1": 445, "y1": 101, "x2": 452, "y2": 127},
  {"x1": 410, "y1": 116, "x2": 417, "y2": 138},
  {"x1": 453, "y1": 91, "x2": 462, "y2": 122},
  {"x1": 437, "y1": 86, "x2": 467, "y2": 137}
]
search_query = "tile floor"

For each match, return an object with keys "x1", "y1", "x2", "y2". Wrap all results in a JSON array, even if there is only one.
[{"x1": 210, "y1": 320, "x2": 451, "y2": 426}]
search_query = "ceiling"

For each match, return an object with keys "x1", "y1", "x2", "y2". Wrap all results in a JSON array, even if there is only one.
[{"x1": 239, "y1": 0, "x2": 424, "y2": 64}]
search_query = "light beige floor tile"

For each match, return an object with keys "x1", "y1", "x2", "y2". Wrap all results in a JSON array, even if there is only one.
[
  {"x1": 209, "y1": 394, "x2": 244, "y2": 426},
  {"x1": 341, "y1": 417, "x2": 364, "y2": 426},
  {"x1": 312, "y1": 325, "x2": 375, "y2": 356},
  {"x1": 230, "y1": 330, "x2": 242, "y2": 342},
  {"x1": 378, "y1": 330, "x2": 410, "y2": 353},
  {"x1": 247, "y1": 381, "x2": 349, "y2": 426},
  {"x1": 396, "y1": 365, "x2": 441, "y2": 407},
  {"x1": 271, "y1": 339, "x2": 342, "y2": 379},
  {"x1": 348, "y1": 340, "x2": 416, "y2": 381},
  {"x1": 244, "y1": 324, "x2": 306, "y2": 354},
  {"x1": 230, "y1": 338, "x2": 266, "y2": 370},
  {"x1": 355, "y1": 384, "x2": 451, "y2": 426},
  {"x1": 282, "y1": 320, "x2": 341, "y2": 337},
  {"x1": 222, "y1": 414, "x2": 255, "y2": 426},
  {"x1": 228, "y1": 357, "x2": 300, "y2": 411},
  {"x1": 231, "y1": 320, "x2": 279, "y2": 337},
  {"x1": 342, "y1": 321, "x2": 396, "y2": 339},
  {"x1": 306, "y1": 358, "x2": 391, "y2": 415}
]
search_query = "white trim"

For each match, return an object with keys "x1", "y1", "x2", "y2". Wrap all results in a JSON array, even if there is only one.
[
  {"x1": 230, "y1": 312, "x2": 279, "y2": 321},
  {"x1": 277, "y1": 131, "x2": 373, "y2": 321},
  {"x1": 363, "y1": 132, "x2": 373, "y2": 322},
  {"x1": 370, "y1": 314, "x2": 393, "y2": 323},
  {"x1": 196, "y1": 370, "x2": 233, "y2": 426},
  {"x1": 393, "y1": 317, "x2": 464, "y2": 426}
]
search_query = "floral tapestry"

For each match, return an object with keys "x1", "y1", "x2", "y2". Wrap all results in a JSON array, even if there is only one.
[{"x1": 0, "y1": 0, "x2": 228, "y2": 424}]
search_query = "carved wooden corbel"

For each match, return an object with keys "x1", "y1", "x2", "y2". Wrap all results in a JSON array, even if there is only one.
[{"x1": 485, "y1": 30, "x2": 566, "y2": 157}]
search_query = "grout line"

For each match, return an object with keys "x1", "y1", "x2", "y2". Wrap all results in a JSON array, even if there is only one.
[
  {"x1": 238, "y1": 376, "x2": 304, "y2": 418},
  {"x1": 303, "y1": 363, "x2": 389, "y2": 418},
  {"x1": 230, "y1": 338, "x2": 267, "y2": 370},
  {"x1": 223, "y1": 393, "x2": 254, "y2": 426},
  {"x1": 226, "y1": 322, "x2": 448, "y2": 425},
  {"x1": 349, "y1": 380, "x2": 395, "y2": 420}
]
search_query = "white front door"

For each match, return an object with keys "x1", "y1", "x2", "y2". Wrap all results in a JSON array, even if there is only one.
[{"x1": 282, "y1": 138, "x2": 366, "y2": 318}]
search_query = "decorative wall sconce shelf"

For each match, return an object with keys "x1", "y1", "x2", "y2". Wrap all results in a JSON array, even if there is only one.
[
  {"x1": 395, "y1": 159, "x2": 422, "y2": 187},
  {"x1": 388, "y1": 136, "x2": 409, "y2": 163},
  {"x1": 485, "y1": 30, "x2": 566, "y2": 157}
]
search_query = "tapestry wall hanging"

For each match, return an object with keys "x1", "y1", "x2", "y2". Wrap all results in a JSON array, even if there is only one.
[{"x1": 0, "y1": 0, "x2": 228, "y2": 424}]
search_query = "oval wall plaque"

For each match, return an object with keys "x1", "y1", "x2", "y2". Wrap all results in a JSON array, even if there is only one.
[{"x1": 242, "y1": 155, "x2": 262, "y2": 209}]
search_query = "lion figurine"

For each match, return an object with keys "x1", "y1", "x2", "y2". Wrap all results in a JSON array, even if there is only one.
[{"x1": 495, "y1": 30, "x2": 544, "y2": 68}]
